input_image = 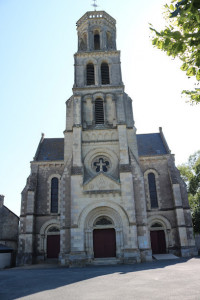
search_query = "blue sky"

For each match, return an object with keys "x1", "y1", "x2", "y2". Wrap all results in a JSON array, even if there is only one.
[{"x1": 1, "y1": 0, "x2": 200, "y2": 215}]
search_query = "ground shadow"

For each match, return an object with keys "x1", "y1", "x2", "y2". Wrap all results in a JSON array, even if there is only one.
[{"x1": 0, "y1": 257, "x2": 199, "y2": 300}]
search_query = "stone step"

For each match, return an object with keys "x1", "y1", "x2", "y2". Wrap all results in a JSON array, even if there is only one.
[
  {"x1": 153, "y1": 254, "x2": 179, "y2": 260},
  {"x1": 91, "y1": 257, "x2": 121, "y2": 266}
]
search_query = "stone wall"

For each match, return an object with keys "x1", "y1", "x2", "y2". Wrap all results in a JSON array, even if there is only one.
[{"x1": 0, "y1": 196, "x2": 19, "y2": 251}]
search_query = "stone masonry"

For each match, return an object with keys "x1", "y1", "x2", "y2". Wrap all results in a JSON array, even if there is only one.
[{"x1": 17, "y1": 11, "x2": 197, "y2": 266}]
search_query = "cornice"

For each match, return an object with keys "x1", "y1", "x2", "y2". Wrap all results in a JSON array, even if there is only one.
[
  {"x1": 139, "y1": 154, "x2": 170, "y2": 161},
  {"x1": 73, "y1": 85, "x2": 124, "y2": 93},
  {"x1": 74, "y1": 50, "x2": 120, "y2": 58},
  {"x1": 31, "y1": 161, "x2": 64, "y2": 166}
]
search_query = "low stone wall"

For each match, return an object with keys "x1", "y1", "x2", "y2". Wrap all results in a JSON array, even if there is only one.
[
  {"x1": 0, "y1": 253, "x2": 11, "y2": 269},
  {"x1": 195, "y1": 234, "x2": 200, "y2": 254}
]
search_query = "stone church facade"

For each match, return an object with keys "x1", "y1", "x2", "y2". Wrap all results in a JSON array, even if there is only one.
[{"x1": 17, "y1": 11, "x2": 197, "y2": 266}]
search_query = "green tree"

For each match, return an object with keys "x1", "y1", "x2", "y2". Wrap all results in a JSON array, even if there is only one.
[
  {"x1": 150, "y1": 0, "x2": 200, "y2": 104},
  {"x1": 178, "y1": 150, "x2": 200, "y2": 233}
]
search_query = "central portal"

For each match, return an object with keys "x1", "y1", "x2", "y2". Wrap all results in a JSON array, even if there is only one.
[{"x1": 93, "y1": 228, "x2": 116, "y2": 258}]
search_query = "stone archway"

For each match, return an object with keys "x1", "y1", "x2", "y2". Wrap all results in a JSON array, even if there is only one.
[
  {"x1": 82, "y1": 206, "x2": 125, "y2": 259},
  {"x1": 39, "y1": 220, "x2": 60, "y2": 259},
  {"x1": 148, "y1": 216, "x2": 172, "y2": 254}
]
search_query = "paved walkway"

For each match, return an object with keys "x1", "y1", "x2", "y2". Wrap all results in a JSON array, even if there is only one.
[{"x1": 1, "y1": 257, "x2": 200, "y2": 299}]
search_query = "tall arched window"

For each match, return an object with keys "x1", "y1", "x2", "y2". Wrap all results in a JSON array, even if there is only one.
[
  {"x1": 51, "y1": 177, "x2": 58, "y2": 213},
  {"x1": 101, "y1": 63, "x2": 110, "y2": 85},
  {"x1": 86, "y1": 63, "x2": 95, "y2": 85},
  {"x1": 148, "y1": 173, "x2": 158, "y2": 208},
  {"x1": 95, "y1": 98, "x2": 104, "y2": 124},
  {"x1": 94, "y1": 32, "x2": 100, "y2": 50}
]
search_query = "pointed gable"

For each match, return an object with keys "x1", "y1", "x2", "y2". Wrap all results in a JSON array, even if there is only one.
[{"x1": 83, "y1": 173, "x2": 120, "y2": 192}]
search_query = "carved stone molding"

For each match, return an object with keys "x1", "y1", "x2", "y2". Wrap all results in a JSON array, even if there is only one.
[
  {"x1": 71, "y1": 166, "x2": 83, "y2": 175},
  {"x1": 120, "y1": 164, "x2": 132, "y2": 173}
]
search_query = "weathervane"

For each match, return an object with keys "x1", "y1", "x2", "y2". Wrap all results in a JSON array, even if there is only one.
[{"x1": 91, "y1": 0, "x2": 98, "y2": 11}]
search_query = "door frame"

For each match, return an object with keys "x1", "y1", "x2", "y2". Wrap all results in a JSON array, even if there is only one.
[
  {"x1": 148, "y1": 216, "x2": 172, "y2": 253},
  {"x1": 150, "y1": 229, "x2": 166, "y2": 254},
  {"x1": 93, "y1": 228, "x2": 116, "y2": 258},
  {"x1": 47, "y1": 234, "x2": 60, "y2": 258},
  {"x1": 39, "y1": 220, "x2": 60, "y2": 258}
]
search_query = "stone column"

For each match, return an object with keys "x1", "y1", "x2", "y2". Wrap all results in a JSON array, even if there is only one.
[
  {"x1": 94, "y1": 64, "x2": 98, "y2": 85},
  {"x1": 118, "y1": 125, "x2": 129, "y2": 165},
  {"x1": 73, "y1": 95, "x2": 82, "y2": 168},
  {"x1": 172, "y1": 183, "x2": 189, "y2": 256},
  {"x1": 73, "y1": 96, "x2": 81, "y2": 126},
  {"x1": 22, "y1": 190, "x2": 35, "y2": 264},
  {"x1": 116, "y1": 93, "x2": 125, "y2": 124}
]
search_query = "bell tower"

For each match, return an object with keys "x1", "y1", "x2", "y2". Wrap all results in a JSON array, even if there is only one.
[
  {"x1": 61, "y1": 10, "x2": 152, "y2": 266},
  {"x1": 64, "y1": 11, "x2": 139, "y2": 167},
  {"x1": 16, "y1": 8, "x2": 197, "y2": 268}
]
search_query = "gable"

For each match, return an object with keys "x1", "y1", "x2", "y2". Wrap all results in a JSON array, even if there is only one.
[{"x1": 83, "y1": 173, "x2": 120, "y2": 192}]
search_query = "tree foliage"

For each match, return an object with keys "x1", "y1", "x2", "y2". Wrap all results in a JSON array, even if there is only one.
[
  {"x1": 150, "y1": 0, "x2": 200, "y2": 104},
  {"x1": 178, "y1": 150, "x2": 200, "y2": 233}
]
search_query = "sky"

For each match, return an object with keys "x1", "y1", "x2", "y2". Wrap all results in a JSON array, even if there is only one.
[{"x1": 0, "y1": 0, "x2": 200, "y2": 216}]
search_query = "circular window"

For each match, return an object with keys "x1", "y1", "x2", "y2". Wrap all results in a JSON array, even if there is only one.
[{"x1": 91, "y1": 156, "x2": 111, "y2": 173}]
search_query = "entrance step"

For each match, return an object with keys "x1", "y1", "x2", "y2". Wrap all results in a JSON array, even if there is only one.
[
  {"x1": 92, "y1": 258, "x2": 121, "y2": 266},
  {"x1": 43, "y1": 258, "x2": 59, "y2": 264},
  {"x1": 153, "y1": 254, "x2": 179, "y2": 260}
]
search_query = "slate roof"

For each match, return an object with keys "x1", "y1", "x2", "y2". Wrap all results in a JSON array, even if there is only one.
[
  {"x1": 137, "y1": 133, "x2": 169, "y2": 156},
  {"x1": 34, "y1": 138, "x2": 64, "y2": 161},
  {"x1": 34, "y1": 133, "x2": 169, "y2": 161},
  {"x1": 0, "y1": 244, "x2": 13, "y2": 252}
]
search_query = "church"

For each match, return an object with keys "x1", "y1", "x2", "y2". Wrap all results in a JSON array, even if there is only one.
[{"x1": 17, "y1": 10, "x2": 197, "y2": 266}]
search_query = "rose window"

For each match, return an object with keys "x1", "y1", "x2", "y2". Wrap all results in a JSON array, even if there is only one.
[{"x1": 92, "y1": 156, "x2": 111, "y2": 173}]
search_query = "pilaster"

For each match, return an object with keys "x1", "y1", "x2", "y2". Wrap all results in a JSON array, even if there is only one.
[{"x1": 172, "y1": 184, "x2": 189, "y2": 255}]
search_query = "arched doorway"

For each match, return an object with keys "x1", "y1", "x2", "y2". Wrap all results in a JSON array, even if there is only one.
[
  {"x1": 150, "y1": 222, "x2": 166, "y2": 254},
  {"x1": 93, "y1": 217, "x2": 116, "y2": 258},
  {"x1": 46, "y1": 226, "x2": 60, "y2": 259}
]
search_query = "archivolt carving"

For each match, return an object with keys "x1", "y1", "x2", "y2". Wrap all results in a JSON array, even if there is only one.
[
  {"x1": 40, "y1": 219, "x2": 60, "y2": 235},
  {"x1": 148, "y1": 215, "x2": 171, "y2": 230},
  {"x1": 82, "y1": 130, "x2": 118, "y2": 142},
  {"x1": 77, "y1": 201, "x2": 129, "y2": 229}
]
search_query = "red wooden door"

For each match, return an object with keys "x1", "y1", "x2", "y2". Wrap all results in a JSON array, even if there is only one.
[
  {"x1": 47, "y1": 235, "x2": 60, "y2": 258},
  {"x1": 93, "y1": 229, "x2": 116, "y2": 258},
  {"x1": 150, "y1": 230, "x2": 166, "y2": 254}
]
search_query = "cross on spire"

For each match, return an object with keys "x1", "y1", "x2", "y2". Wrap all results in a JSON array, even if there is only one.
[{"x1": 91, "y1": 0, "x2": 98, "y2": 11}]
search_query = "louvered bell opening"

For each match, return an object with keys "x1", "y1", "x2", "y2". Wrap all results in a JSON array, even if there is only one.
[
  {"x1": 94, "y1": 34, "x2": 100, "y2": 50},
  {"x1": 101, "y1": 63, "x2": 110, "y2": 85},
  {"x1": 86, "y1": 64, "x2": 95, "y2": 85},
  {"x1": 95, "y1": 99, "x2": 104, "y2": 124}
]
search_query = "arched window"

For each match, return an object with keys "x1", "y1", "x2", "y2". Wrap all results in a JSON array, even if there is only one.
[
  {"x1": 51, "y1": 177, "x2": 58, "y2": 213},
  {"x1": 86, "y1": 63, "x2": 94, "y2": 85},
  {"x1": 95, "y1": 98, "x2": 104, "y2": 124},
  {"x1": 86, "y1": 63, "x2": 95, "y2": 85},
  {"x1": 94, "y1": 32, "x2": 100, "y2": 50},
  {"x1": 148, "y1": 173, "x2": 158, "y2": 208},
  {"x1": 101, "y1": 63, "x2": 110, "y2": 85}
]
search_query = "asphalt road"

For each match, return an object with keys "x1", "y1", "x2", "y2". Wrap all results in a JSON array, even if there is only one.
[{"x1": 1, "y1": 258, "x2": 200, "y2": 300}]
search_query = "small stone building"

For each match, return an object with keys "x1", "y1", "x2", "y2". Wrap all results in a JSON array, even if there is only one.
[
  {"x1": 17, "y1": 10, "x2": 197, "y2": 266},
  {"x1": 0, "y1": 195, "x2": 19, "y2": 267}
]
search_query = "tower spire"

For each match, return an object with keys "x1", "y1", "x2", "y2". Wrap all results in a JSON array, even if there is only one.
[{"x1": 91, "y1": 0, "x2": 98, "y2": 11}]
